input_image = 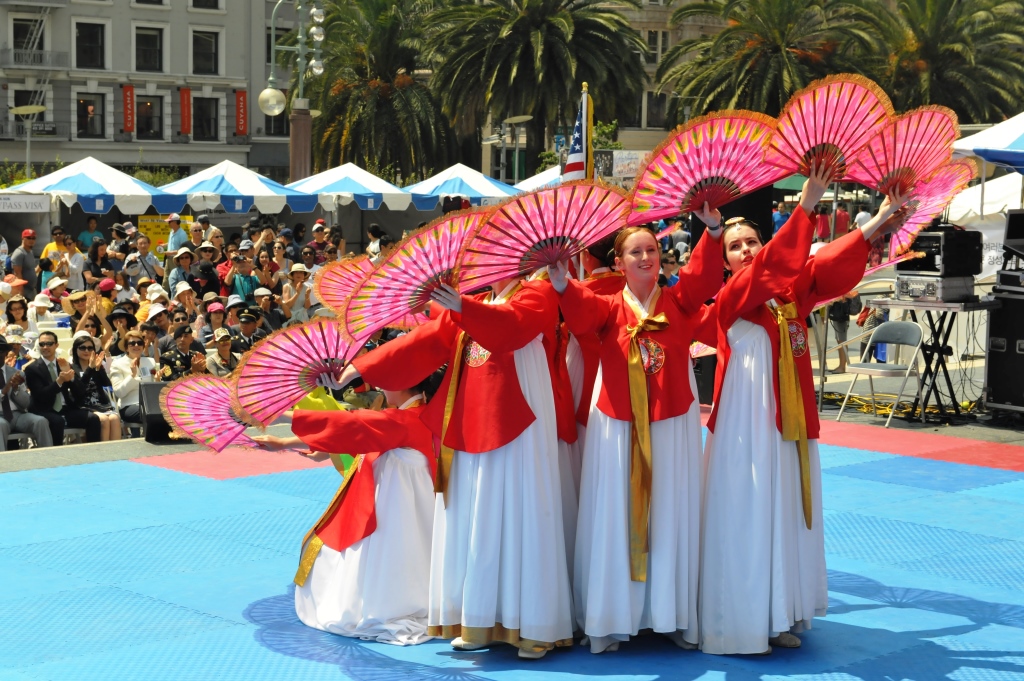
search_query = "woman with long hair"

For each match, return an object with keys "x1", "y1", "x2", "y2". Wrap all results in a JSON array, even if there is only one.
[
  {"x1": 696, "y1": 165, "x2": 905, "y2": 655},
  {"x1": 84, "y1": 239, "x2": 114, "y2": 288},
  {"x1": 198, "y1": 302, "x2": 228, "y2": 348},
  {"x1": 62, "y1": 236, "x2": 86, "y2": 291},
  {"x1": 271, "y1": 239, "x2": 293, "y2": 279},
  {"x1": 69, "y1": 334, "x2": 120, "y2": 441},
  {"x1": 4, "y1": 295, "x2": 35, "y2": 334},
  {"x1": 254, "y1": 246, "x2": 282, "y2": 295},
  {"x1": 282, "y1": 264, "x2": 312, "y2": 324},
  {"x1": 547, "y1": 209, "x2": 724, "y2": 654}
]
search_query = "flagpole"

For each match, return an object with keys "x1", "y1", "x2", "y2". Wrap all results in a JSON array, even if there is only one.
[{"x1": 583, "y1": 82, "x2": 594, "y2": 181}]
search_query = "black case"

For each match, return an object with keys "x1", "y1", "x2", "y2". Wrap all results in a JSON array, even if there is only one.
[
  {"x1": 139, "y1": 382, "x2": 173, "y2": 442},
  {"x1": 986, "y1": 294, "x2": 1024, "y2": 411},
  {"x1": 896, "y1": 227, "x2": 982, "y2": 277}
]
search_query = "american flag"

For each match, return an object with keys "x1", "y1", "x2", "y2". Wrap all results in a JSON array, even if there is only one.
[{"x1": 562, "y1": 86, "x2": 592, "y2": 181}]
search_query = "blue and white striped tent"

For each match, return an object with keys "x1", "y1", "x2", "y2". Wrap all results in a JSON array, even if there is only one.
[
  {"x1": 160, "y1": 160, "x2": 319, "y2": 214},
  {"x1": 287, "y1": 163, "x2": 412, "y2": 211},
  {"x1": 953, "y1": 110, "x2": 1024, "y2": 173},
  {"x1": 514, "y1": 165, "x2": 562, "y2": 193},
  {"x1": 404, "y1": 163, "x2": 517, "y2": 210},
  {"x1": 0, "y1": 156, "x2": 186, "y2": 214}
]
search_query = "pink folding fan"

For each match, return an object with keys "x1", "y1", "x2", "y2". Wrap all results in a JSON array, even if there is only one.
[
  {"x1": 846, "y1": 106, "x2": 959, "y2": 196},
  {"x1": 764, "y1": 74, "x2": 894, "y2": 183},
  {"x1": 457, "y1": 182, "x2": 630, "y2": 292},
  {"x1": 629, "y1": 111, "x2": 788, "y2": 225},
  {"x1": 160, "y1": 376, "x2": 256, "y2": 452},
  {"x1": 233, "y1": 319, "x2": 354, "y2": 427},
  {"x1": 887, "y1": 158, "x2": 976, "y2": 257},
  {"x1": 313, "y1": 255, "x2": 375, "y2": 319},
  {"x1": 344, "y1": 210, "x2": 491, "y2": 343}
]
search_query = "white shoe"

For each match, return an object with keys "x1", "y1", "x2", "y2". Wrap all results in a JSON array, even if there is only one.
[
  {"x1": 451, "y1": 637, "x2": 488, "y2": 651},
  {"x1": 769, "y1": 632, "x2": 801, "y2": 648},
  {"x1": 517, "y1": 648, "x2": 547, "y2": 660},
  {"x1": 589, "y1": 635, "x2": 621, "y2": 654}
]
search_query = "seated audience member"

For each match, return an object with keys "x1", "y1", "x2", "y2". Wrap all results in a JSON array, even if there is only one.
[
  {"x1": 139, "y1": 322, "x2": 161, "y2": 361},
  {"x1": 168, "y1": 247, "x2": 194, "y2": 295},
  {"x1": 160, "y1": 324, "x2": 207, "y2": 381},
  {"x1": 230, "y1": 308, "x2": 267, "y2": 353},
  {"x1": 146, "y1": 304, "x2": 171, "y2": 339},
  {"x1": 105, "y1": 307, "x2": 137, "y2": 357},
  {"x1": 0, "y1": 332, "x2": 53, "y2": 448},
  {"x1": 159, "y1": 308, "x2": 204, "y2": 355},
  {"x1": 109, "y1": 329, "x2": 158, "y2": 424},
  {"x1": 189, "y1": 258, "x2": 221, "y2": 298},
  {"x1": 24, "y1": 331, "x2": 101, "y2": 445},
  {"x1": 254, "y1": 287, "x2": 290, "y2": 331},
  {"x1": 206, "y1": 328, "x2": 242, "y2": 377},
  {"x1": 28, "y1": 294, "x2": 54, "y2": 327},
  {"x1": 68, "y1": 334, "x2": 120, "y2": 442},
  {"x1": 198, "y1": 301, "x2": 227, "y2": 347}
]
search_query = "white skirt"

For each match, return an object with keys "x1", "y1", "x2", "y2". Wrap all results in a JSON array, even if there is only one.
[
  {"x1": 428, "y1": 336, "x2": 573, "y2": 647},
  {"x1": 573, "y1": 365, "x2": 702, "y2": 645},
  {"x1": 699, "y1": 319, "x2": 827, "y2": 655},
  {"x1": 295, "y1": 447, "x2": 436, "y2": 645}
]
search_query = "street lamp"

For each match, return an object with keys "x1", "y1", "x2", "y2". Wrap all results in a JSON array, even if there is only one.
[
  {"x1": 503, "y1": 114, "x2": 532, "y2": 184},
  {"x1": 260, "y1": 0, "x2": 326, "y2": 182},
  {"x1": 10, "y1": 104, "x2": 47, "y2": 180}
]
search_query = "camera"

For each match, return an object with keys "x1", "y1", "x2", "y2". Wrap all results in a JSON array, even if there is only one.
[{"x1": 231, "y1": 254, "x2": 245, "y2": 263}]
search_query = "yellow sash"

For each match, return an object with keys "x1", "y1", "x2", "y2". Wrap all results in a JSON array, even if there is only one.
[
  {"x1": 622, "y1": 287, "x2": 669, "y2": 582},
  {"x1": 771, "y1": 301, "x2": 813, "y2": 530}
]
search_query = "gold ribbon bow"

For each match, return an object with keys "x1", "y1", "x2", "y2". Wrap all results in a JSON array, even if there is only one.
[
  {"x1": 622, "y1": 288, "x2": 669, "y2": 582},
  {"x1": 772, "y1": 302, "x2": 813, "y2": 530}
]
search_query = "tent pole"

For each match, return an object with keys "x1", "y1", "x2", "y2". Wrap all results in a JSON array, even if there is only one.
[{"x1": 980, "y1": 160, "x2": 987, "y2": 217}]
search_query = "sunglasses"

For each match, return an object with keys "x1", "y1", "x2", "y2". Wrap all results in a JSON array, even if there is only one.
[
  {"x1": 273, "y1": 245, "x2": 284, "y2": 250},
  {"x1": 127, "y1": 340, "x2": 145, "y2": 347},
  {"x1": 38, "y1": 341, "x2": 56, "y2": 347},
  {"x1": 173, "y1": 318, "x2": 188, "y2": 323},
  {"x1": 217, "y1": 338, "x2": 232, "y2": 344},
  {"x1": 83, "y1": 324, "x2": 98, "y2": 329},
  {"x1": 664, "y1": 260, "x2": 677, "y2": 265},
  {"x1": 78, "y1": 346, "x2": 96, "y2": 352},
  {"x1": 326, "y1": 249, "x2": 337, "y2": 254},
  {"x1": 191, "y1": 228, "x2": 203, "y2": 233}
]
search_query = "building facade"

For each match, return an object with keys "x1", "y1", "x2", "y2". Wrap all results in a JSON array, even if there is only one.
[{"x1": 0, "y1": 0, "x2": 297, "y2": 182}]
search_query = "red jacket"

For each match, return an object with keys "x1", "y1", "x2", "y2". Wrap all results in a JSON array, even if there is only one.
[
  {"x1": 292, "y1": 404, "x2": 434, "y2": 554},
  {"x1": 353, "y1": 280, "x2": 571, "y2": 452},
  {"x1": 699, "y1": 209, "x2": 870, "y2": 439},
  {"x1": 560, "y1": 232, "x2": 723, "y2": 424},
  {"x1": 572, "y1": 271, "x2": 626, "y2": 426}
]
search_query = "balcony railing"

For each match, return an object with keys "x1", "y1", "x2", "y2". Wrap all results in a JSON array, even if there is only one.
[
  {"x1": 0, "y1": 48, "x2": 69, "y2": 69},
  {"x1": 0, "y1": 121, "x2": 72, "y2": 140}
]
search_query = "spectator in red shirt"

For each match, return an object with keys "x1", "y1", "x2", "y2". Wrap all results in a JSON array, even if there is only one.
[{"x1": 835, "y1": 202, "x2": 851, "y2": 233}]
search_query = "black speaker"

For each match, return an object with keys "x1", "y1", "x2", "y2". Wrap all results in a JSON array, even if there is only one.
[
  {"x1": 139, "y1": 382, "x2": 173, "y2": 442},
  {"x1": 693, "y1": 355, "x2": 717, "y2": 405},
  {"x1": 986, "y1": 294, "x2": 1024, "y2": 411}
]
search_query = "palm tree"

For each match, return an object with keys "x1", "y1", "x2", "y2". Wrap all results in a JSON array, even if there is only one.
[
  {"x1": 424, "y1": 0, "x2": 648, "y2": 176},
  {"x1": 852, "y1": 0, "x2": 1024, "y2": 123},
  {"x1": 300, "y1": 0, "x2": 454, "y2": 181},
  {"x1": 656, "y1": 0, "x2": 876, "y2": 123}
]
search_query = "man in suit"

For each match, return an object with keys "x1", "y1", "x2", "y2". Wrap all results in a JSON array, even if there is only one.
[
  {"x1": 0, "y1": 331, "x2": 53, "y2": 448},
  {"x1": 24, "y1": 331, "x2": 99, "y2": 445}
]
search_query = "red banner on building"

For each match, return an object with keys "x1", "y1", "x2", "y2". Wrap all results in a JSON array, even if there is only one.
[
  {"x1": 235, "y1": 89, "x2": 248, "y2": 136},
  {"x1": 122, "y1": 85, "x2": 135, "y2": 133},
  {"x1": 179, "y1": 87, "x2": 192, "y2": 135}
]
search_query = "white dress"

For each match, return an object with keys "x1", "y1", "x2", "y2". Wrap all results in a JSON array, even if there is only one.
[
  {"x1": 560, "y1": 333, "x2": 585, "y2": 582},
  {"x1": 428, "y1": 286, "x2": 574, "y2": 650},
  {"x1": 573, "y1": 288, "x2": 703, "y2": 651},
  {"x1": 699, "y1": 318, "x2": 827, "y2": 655},
  {"x1": 295, "y1": 444, "x2": 436, "y2": 645}
]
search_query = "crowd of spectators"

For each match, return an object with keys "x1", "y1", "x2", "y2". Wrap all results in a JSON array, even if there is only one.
[{"x1": 0, "y1": 213, "x2": 354, "y2": 450}]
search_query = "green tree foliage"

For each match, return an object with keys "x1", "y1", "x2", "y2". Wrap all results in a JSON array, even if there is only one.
[
  {"x1": 594, "y1": 120, "x2": 624, "y2": 149},
  {"x1": 301, "y1": 0, "x2": 454, "y2": 180},
  {"x1": 424, "y1": 0, "x2": 648, "y2": 175}
]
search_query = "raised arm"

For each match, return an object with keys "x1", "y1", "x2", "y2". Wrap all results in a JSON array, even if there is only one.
[
  {"x1": 662, "y1": 228, "x2": 724, "y2": 314},
  {"x1": 292, "y1": 408, "x2": 417, "y2": 456},
  {"x1": 558, "y1": 279, "x2": 614, "y2": 337},
  {"x1": 436, "y1": 282, "x2": 558, "y2": 353},
  {"x1": 351, "y1": 314, "x2": 458, "y2": 391}
]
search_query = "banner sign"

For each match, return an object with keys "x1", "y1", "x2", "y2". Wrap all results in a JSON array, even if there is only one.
[
  {"x1": 179, "y1": 88, "x2": 192, "y2": 135},
  {"x1": 139, "y1": 214, "x2": 194, "y2": 257},
  {"x1": 122, "y1": 85, "x2": 135, "y2": 133},
  {"x1": 612, "y1": 150, "x2": 642, "y2": 178},
  {"x1": 235, "y1": 90, "x2": 248, "y2": 136},
  {"x1": 0, "y1": 195, "x2": 50, "y2": 212}
]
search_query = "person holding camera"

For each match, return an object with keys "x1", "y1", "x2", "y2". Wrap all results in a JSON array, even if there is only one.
[
  {"x1": 254, "y1": 287, "x2": 290, "y2": 331},
  {"x1": 224, "y1": 254, "x2": 261, "y2": 306}
]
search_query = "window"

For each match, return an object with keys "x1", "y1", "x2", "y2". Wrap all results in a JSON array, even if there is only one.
[
  {"x1": 137, "y1": 96, "x2": 163, "y2": 140},
  {"x1": 192, "y1": 30, "x2": 219, "y2": 75},
  {"x1": 13, "y1": 90, "x2": 45, "y2": 121},
  {"x1": 76, "y1": 22, "x2": 105, "y2": 69},
  {"x1": 646, "y1": 30, "x2": 669, "y2": 64},
  {"x1": 135, "y1": 0, "x2": 165, "y2": 4},
  {"x1": 135, "y1": 27, "x2": 163, "y2": 72},
  {"x1": 266, "y1": 26, "x2": 288, "y2": 64},
  {"x1": 193, "y1": 97, "x2": 218, "y2": 141},
  {"x1": 265, "y1": 111, "x2": 289, "y2": 136},
  {"x1": 13, "y1": 18, "x2": 44, "y2": 51},
  {"x1": 76, "y1": 94, "x2": 105, "y2": 138},
  {"x1": 192, "y1": 0, "x2": 220, "y2": 9},
  {"x1": 620, "y1": 93, "x2": 642, "y2": 128},
  {"x1": 646, "y1": 92, "x2": 667, "y2": 129}
]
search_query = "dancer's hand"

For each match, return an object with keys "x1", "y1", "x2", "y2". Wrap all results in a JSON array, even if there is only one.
[
  {"x1": 430, "y1": 283, "x2": 463, "y2": 314},
  {"x1": 547, "y1": 260, "x2": 569, "y2": 294},
  {"x1": 316, "y1": 371, "x2": 344, "y2": 391},
  {"x1": 694, "y1": 202, "x2": 723, "y2": 232},
  {"x1": 860, "y1": 189, "x2": 911, "y2": 242},
  {"x1": 799, "y1": 161, "x2": 832, "y2": 215},
  {"x1": 252, "y1": 434, "x2": 303, "y2": 451}
]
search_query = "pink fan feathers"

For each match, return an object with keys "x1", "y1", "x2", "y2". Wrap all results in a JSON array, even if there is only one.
[
  {"x1": 313, "y1": 255, "x2": 375, "y2": 319},
  {"x1": 160, "y1": 376, "x2": 256, "y2": 452},
  {"x1": 457, "y1": 182, "x2": 630, "y2": 291},
  {"x1": 344, "y1": 210, "x2": 490, "y2": 343},
  {"x1": 764, "y1": 75, "x2": 894, "y2": 182},
  {"x1": 888, "y1": 159, "x2": 976, "y2": 257},
  {"x1": 629, "y1": 112, "x2": 788, "y2": 225},
  {"x1": 846, "y1": 106, "x2": 959, "y2": 196},
  {"x1": 233, "y1": 319, "x2": 354, "y2": 427}
]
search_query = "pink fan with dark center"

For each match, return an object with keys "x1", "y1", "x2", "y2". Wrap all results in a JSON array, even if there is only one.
[
  {"x1": 846, "y1": 106, "x2": 958, "y2": 196},
  {"x1": 629, "y1": 112, "x2": 788, "y2": 226},
  {"x1": 887, "y1": 158, "x2": 976, "y2": 258},
  {"x1": 764, "y1": 74, "x2": 894, "y2": 183},
  {"x1": 160, "y1": 376, "x2": 256, "y2": 452},
  {"x1": 457, "y1": 182, "x2": 630, "y2": 292},
  {"x1": 314, "y1": 255, "x2": 375, "y2": 318},
  {"x1": 233, "y1": 319, "x2": 354, "y2": 427},
  {"x1": 344, "y1": 210, "x2": 490, "y2": 343}
]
